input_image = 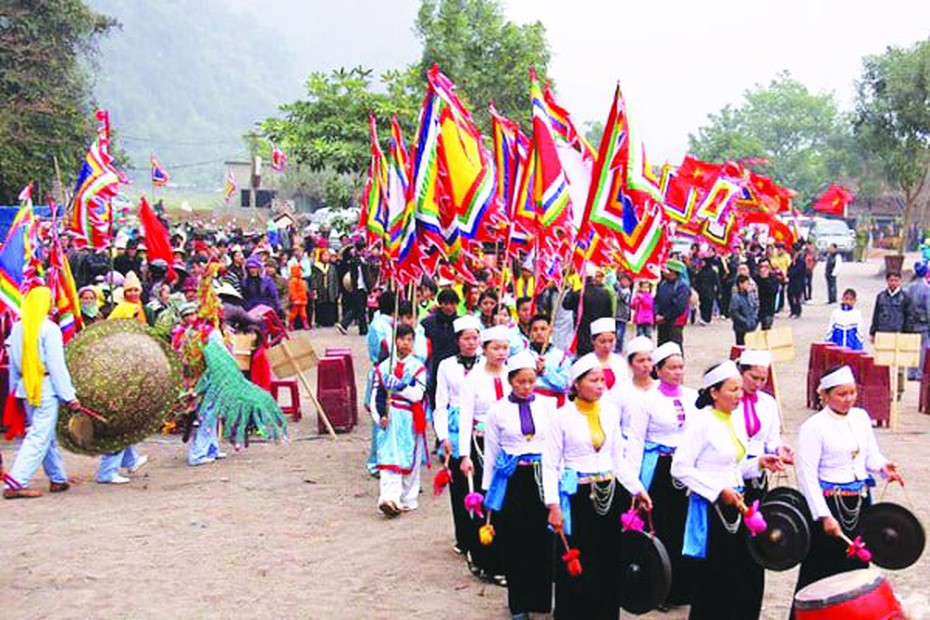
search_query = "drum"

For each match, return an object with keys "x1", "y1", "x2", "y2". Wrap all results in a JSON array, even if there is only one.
[{"x1": 794, "y1": 569, "x2": 904, "y2": 620}]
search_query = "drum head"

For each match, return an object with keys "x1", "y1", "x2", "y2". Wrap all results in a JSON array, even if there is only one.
[
  {"x1": 860, "y1": 502, "x2": 925, "y2": 570},
  {"x1": 747, "y1": 499, "x2": 811, "y2": 571},
  {"x1": 619, "y1": 530, "x2": 672, "y2": 614},
  {"x1": 765, "y1": 486, "x2": 812, "y2": 522}
]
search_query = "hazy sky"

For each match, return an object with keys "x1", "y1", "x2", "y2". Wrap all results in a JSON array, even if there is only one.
[{"x1": 230, "y1": 0, "x2": 930, "y2": 163}]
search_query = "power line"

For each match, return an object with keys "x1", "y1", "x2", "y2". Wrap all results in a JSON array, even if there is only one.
[{"x1": 119, "y1": 134, "x2": 246, "y2": 146}]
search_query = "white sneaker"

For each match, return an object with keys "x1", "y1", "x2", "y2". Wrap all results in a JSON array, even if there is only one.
[
  {"x1": 215, "y1": 452, "x2": 228, "y2": 460},
  {"x1": 127, "y1": 455, "x2": 149, "y2": 473},
  {"x1": 99, "y1": 474, "x2": 130, "y2": 485}
]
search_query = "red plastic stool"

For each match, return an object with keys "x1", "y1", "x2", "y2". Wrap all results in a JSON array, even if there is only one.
[
  {"x1": 270, "y1": 379, "x2": 301, "y2": 422},
  {"x1": 325, "y1": 347, "x2": 358, "y2": 425},
  {"x1": 317, "y1": 356, "x2": 354, "y2": 434}
]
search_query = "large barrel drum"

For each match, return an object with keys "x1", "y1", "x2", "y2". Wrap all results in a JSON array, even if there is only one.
[
  {"x1": 57, "y1": 320, "x2": 183, "y2": 455},
  {"x1": 794, "y1": 569, "x2": 904, "y2": 620}
]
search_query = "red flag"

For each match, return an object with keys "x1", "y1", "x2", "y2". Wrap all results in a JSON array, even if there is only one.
[
  {"x1": 813, "y1": 184, "x2": 854, "y2": 217},
  {"x1": 139, "y1": 197, "x2": 176, "y2": 280}
]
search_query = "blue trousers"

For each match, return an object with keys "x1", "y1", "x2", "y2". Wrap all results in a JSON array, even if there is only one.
[
  {"x1": 6, "y1": 396, "x2": 67, "y2": 489},
  {"x1": 367, "y1": 421, "x2": 382, "y2": 474},
  {"x1": 614, "y1": 322, "x2": 628, "y2": 353},
  {"x1": 188, "y1": 419, "x2": 220, "y2": 466},
  {"x1": 97, "y1": 445, "x2": 141, "y2": 482}
]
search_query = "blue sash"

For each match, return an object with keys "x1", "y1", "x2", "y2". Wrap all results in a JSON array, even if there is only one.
[
  {"x1": 557, "y1": 469, "x2": 579, "y2": 537},
  {"x1": 555, "y1": 469, "x2": 611, "y2": 536},
  {"x1": 819, "y1": 479, "x2": 870, "y2": 492},
  {"x1": 640, "y1": 441, "x2": 675, "y2": 490},
  {"x1": 485, "y1": 452, "x2": 540, "y2": 512},
  {"x1": 447, "y1": 405, "x2": 461, "y2": 459},
  {"x1": 683, "y1": 486, "x2": 744, "y2": 560}
]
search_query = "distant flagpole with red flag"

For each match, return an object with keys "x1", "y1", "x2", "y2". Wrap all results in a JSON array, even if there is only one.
[
  {"x1": 813, "y1": 184, "x2": 854, "y2": 217},
  {"x1": 271, "y1": 143, "x2": 288, "y2": 172}
]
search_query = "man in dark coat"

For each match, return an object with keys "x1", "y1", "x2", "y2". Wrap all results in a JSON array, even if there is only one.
[
  {"x1": 240, "y1": 256, "x2": 280, "y2": 312},
  {"x1": 655, "y1": 259, "x2": 691, "y2": 348},
  {"x1": 562, "y1": 268, "x2": 613, "y2": 356},
  {"x1": 421, "y1": 288, "x2": 460, "y2": 405},
  {"x1": 869, "y1": 272, "x2": 909, "y2": 340},
  {"x1": 754, "y1": 259, "x2": 780, "y2": 330},
  {"x1": 336, "y1": 240, "x2": 375, "y2": 336}
]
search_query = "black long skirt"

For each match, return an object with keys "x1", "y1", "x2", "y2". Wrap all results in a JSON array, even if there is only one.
[
  {"x1": 689, "y1": 501, "x2": 763, "y2": 620},
  {"x1": 554, "y1": 480, "x2": 630, "y2": 620},
  {"x1": 315, "y1": 300, "x2": 337, "y2": 326},
  {"x1": 448, "y1": 456, "x2": 470, "y2": 553},
  {"x1": 498, "y1": 464, "x2": 552, "y2": 614},
  {"x1": 795, "y1": 491, "x2": 872, "y2": 593},
  {"x1": 466, "y1": 435, "x2": 504, "y2": 577},
  {"x1": 738, "y1": 474, "x2": 769, "y2": 615},
  {"x1": 650, "y1": 455, "x2": 694, "y2": 605}
]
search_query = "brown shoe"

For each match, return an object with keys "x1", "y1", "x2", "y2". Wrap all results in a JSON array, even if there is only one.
[
  {"x1": 49, "y1": 481, "x2": 70, "y2": 493},
  {"x1": 3, "y1": 488, "x2": 43, "y2": 499}
]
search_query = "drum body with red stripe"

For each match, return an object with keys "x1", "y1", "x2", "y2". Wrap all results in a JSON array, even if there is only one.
[{"x1": 794, "y1": 569, "x2": 904, "y2": 620}]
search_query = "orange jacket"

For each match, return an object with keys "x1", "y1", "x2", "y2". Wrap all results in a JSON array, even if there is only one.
[{"x1": 288, "y1": 265, "x2": 308, "y2": 305}]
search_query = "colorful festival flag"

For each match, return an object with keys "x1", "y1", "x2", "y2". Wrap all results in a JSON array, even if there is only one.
[
  {"x1": 150, "y1": 156, "x2": 169, "y2": 187},
  {"x1": 223, "y1": 169, "x2": 238, "y2": 203},
  {"x1": 578, "y1": 83, "x2": 667, "y2": 276},
  {"x1": 47, "y1": 222, "x2": 82, "y2": 342},
  {"x1": 385, "y1": 116, "x2": 420, "y2": 285},
  {"x1": 359, "y1": 114, "x2": 388, "y2": 246},
  {"x1": 429, "y1": 66, "x2": 501, "y2": 245},
  {"x1": 0, "y1": 190, "x2": 43, "y2": 317},
  {"x1": 70, "y1": 110, "x2": 124, "y2": 249},
  {"x1": 139, "y1": 196, "x2": 176, "y2": 281}
]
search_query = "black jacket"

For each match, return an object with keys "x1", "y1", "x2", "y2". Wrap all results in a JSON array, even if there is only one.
[
  {"x1": 563, "y1": 282, "x2": 613, "y2": 356},
  {"x1": 754, "y1": 274, "x2": 780, "y2": 317},
  {"x1": 870, "y1": 288, "x2": 909, "y2": 336},
  {"x1": 730, "y1": 291, "x2": 759, "y2": 333},
  {"x1": 421, "y1": 309, "x2": 458, "y2": 403},
  {"x1": 655, "y1": 278, "x2": 690, "y2": 325}
]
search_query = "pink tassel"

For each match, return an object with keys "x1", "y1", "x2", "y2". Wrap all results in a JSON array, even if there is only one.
[
  {"x1": 846, "y1": 536, "x2": 872, "y2": 562},
  {"x1": 464, "y1": 492, "x2": 485, "y2": 518},
  {"x1": 621, "y1": 507, "x2": 645, "y2": 532},
  {"x1": 742, "y1": 500, "x2": 768, "y2": 536}
]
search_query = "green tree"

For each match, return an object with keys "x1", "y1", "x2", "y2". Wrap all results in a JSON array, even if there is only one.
[
  {"x1": 854, "y1": 38, "x2": 930, "y2": 251},
  {"x1": 262, "y1": 66, "x2": 420, "y2": 179},
  {"x1": 688, "y1": 72, "x2": 855, "y2": 205},
  {"x1": 0, "y1": 0, "x2": 116, "y2": 201},
  {"x1": 416, "y1": 0, "x2": 551, "y2": 131}
]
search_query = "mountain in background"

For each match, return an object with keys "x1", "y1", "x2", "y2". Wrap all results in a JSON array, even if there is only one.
[{"x1": 87, "y1": 0, "x2": 300, "y2": 189}]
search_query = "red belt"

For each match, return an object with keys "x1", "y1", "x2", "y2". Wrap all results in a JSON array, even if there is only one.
[{"x1": 534, "y1": 387, "x2": 566, "y2": 407}]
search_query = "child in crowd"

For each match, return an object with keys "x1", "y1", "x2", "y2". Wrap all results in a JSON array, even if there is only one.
[
  {"x1": 287, "y1": 264, "x2": 309, "y2": 330},
  {"x1": 614, "y1": 273, "x2": 633, "y2": 352},
  {"x1": 631, "y1": 280, "x2": 655, "y2": 338},
  {"x1": 825, "y1": 288, "x2": 865, "y2": 351}
]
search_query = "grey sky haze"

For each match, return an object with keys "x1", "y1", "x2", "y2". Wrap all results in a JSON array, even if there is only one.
[{"x1": 228, "y1": 0, "x2": 930, "y2": 163}]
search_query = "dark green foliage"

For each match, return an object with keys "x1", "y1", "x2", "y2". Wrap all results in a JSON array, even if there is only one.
[{"x1": 0, "y1": 0, "x2": 116, "y2": 201}]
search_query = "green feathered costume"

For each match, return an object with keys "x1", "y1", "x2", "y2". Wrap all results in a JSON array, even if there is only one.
[{"x1": 196, "y1": 338, "x2": 287, "y2": 446}]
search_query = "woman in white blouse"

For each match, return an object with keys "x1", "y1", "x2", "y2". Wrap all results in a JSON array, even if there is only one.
[
  {"x1": 433, "y1": 315, "x2": 482, "y2": 556},
  {"x1": 588, "y1": 317, "x2": 630, "y2": 401},
  {"x1": 794, "y1": 365, "x2": 903, "y2": 594},
  {"x1": 671, "y1": 361, "x2": 783, "y2": 620},
  {"x1": 483, "y1": 351, "x2": 555, "y2": 619},
  {"x1": 615, "y1": 335, "x2": 655, "y2": 438},
  {"x1": 459, "y1": 325, "x2": 512, "y2": 584},
  {"x1": 624, "y1": 340, "x2": 698, "y2": 608},
  {"x1": 544, "y1": 355, "x2": 651, "y2": 619}
]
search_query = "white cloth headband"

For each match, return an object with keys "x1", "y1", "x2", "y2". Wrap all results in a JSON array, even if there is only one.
[
  {"x1": 702, "y1": 360, "x2": 741, "y2": 389},
  {"x1": 570, "y1": 353, "x2": 601, "y2": 383},
  {"x1": 819, "y1": 365, "x2": 856, "y2": 391},
  {"x1": 590, "y1": 317, "x2": 615, "y2": 336},
  {"x1": 739, "y1": 349, "x2": 772, "y2": 368},
  {"x1": 480, "y1": 325, "x2": 511, "y2": 344},
  {"x1": 507, "y1": 350, "x2": 537, "y2": 374},
  {"x1": 453, "y1": 315, "x2": 481, "y2": 334},
  {"x1": 652, "y1": 341, "x2": 683, "y2": 365}
]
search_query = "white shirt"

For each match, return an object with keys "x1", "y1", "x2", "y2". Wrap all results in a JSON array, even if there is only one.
[
  {"x1": 671, "y1": 408, "x2": 762, "y2": 502},
  {"x1": 542, "y1": 399, "x2": 646, "y2": 505},
  {"x1": 797, "y1": 407, "x2": 888, "y2": 519},
  {"x1": 625, "y1": 385, "x2": 699, "y2": 477},
  {"x1": 734, "y1": 389, "x2": 784, "y2": 460},
  {"x1": 481, "y1": 397, "x2": 554, "y2": 490},
  {"x1": 616, "y1": 380, "x2": 656, "y2": 439},
  {"x1": 432, "y1": 355, "x2": 479, "y2": 443},
  {"x1": 458, "y1": 361, "x2": 510, "y2": 458}
]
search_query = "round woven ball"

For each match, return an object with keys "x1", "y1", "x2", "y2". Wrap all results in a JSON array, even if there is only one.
[{"x1": 57, "y1": 319, "x2": 183, "y2": 455}]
